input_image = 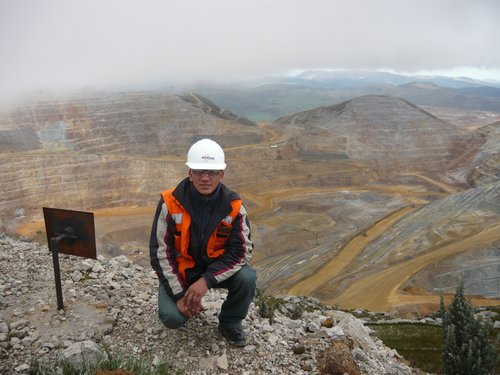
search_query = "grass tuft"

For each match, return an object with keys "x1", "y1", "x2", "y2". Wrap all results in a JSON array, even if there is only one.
[{"x1": 29, "y1": 346, "x2": 178, "y2": 375}]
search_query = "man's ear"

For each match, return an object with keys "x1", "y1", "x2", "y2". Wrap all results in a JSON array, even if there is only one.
[
  {"x1": 220, "y1": 170, "x2": 225, "y2": 180},
  {"x1": 188, "y1": 169, "x2": 193, "y2": 181}
]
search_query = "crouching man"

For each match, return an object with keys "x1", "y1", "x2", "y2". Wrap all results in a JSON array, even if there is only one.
[{"x1": 150, "y1": 139, "x2": 256, "y2": 347}]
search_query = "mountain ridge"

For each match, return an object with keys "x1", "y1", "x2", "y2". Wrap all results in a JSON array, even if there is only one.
[
  {"x1": 192, "y1": 72, "x2": 500, "y2": 122},
  {"x1": 274, "y1": 95, "x2": 469, "y2": 171}
]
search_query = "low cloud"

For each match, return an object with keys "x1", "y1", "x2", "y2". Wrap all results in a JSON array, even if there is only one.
[{"x1": 1, "y1": 0, "x2": 499, "y2": 101}]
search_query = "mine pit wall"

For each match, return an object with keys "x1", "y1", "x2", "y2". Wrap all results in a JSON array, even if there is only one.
[
  {"x1": 0, "y1": 152, "x2": 379, "y2": 233},
  {"x1": 0, "y1": 153, "x2": 186, "y2": 233},
  {"x1": 0, "y1": 93, "x2": 261, "y2": 157},
  {"x1": 407, "y1": 246, "x2": 500, "y2": 299},
  {"x1": 1, "y1": 141, "x2": 457, "y2": 243}
]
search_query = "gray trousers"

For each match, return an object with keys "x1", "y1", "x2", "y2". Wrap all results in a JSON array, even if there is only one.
[{"x1": 158, "y1": 265, "x2": 257, "y2": 329}]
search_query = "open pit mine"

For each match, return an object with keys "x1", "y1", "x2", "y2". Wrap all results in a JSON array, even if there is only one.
[{"x1": 1, "y1": 91, "x2": 499, "y2": 317}]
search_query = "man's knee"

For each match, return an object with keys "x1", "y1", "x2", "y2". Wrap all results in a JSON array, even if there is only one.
[
  {"x1": 158, "y1": 310, "x2": 187, "y2": 329},
  {"x1": 233, "y1": 265, "x2": 257, "y2": 290},
  {"x1": 240, "y1": 265, "x2": 257, "y2": 283},
  {"x1": 157, "y1": 284, "x2": 188, "y2": 329}
]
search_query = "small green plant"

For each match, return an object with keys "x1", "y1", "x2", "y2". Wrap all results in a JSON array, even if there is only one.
[
  {"x1": 80, "y1": 270, "x2": 92, "y2": 282},
  {"x1": 287, "y1": 303, "x2": 304, "y2": 320},
  {"x1": 29, "y1": 347, "x2": 177, "y2": 375},
  {"x1": 256, "y1": 289, "x2": 281, "y2": 323},
  {"x1": 255, "y1": 290, "x2": 311, "y2": 322},
  {"x1": 441, "y1": 282, "x2": 497, "y2": 375}
]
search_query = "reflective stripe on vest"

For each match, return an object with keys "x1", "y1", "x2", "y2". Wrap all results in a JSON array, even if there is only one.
[{"x1": 161, "y1": 189, "x2": 242, "y2": 282}]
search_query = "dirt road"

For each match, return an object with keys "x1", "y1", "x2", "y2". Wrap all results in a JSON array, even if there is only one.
[
  {"x1": 328, "y1": 223, "x2": 500, "y2": 312},
  {"x1": 289, "y1": 205, "x2": 417, "y2": 296}
]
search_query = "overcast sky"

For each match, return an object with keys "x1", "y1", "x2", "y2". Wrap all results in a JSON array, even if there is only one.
[{"x1": 1, "y1": 0, "x2": 499, "y2": 101}]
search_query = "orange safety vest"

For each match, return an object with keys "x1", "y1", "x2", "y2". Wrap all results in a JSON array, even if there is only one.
[{"x1": 161, "y1": 189, "x2": 242, "y2": 282}]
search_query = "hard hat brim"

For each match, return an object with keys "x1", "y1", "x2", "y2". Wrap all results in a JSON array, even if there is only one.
[{"x1": 186, "y1": 162, "x2": 227, "y2": 170}]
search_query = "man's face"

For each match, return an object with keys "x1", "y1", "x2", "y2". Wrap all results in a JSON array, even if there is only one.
[{"x1": 189, "y1": 169, "x2": 224, "y2": 196}]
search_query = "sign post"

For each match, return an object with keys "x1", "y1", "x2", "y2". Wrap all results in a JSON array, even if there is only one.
[{"x1": 43, "y1": 207, "x2": 96, "y2": 310}]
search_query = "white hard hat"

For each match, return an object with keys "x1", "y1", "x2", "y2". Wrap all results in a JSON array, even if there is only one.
[{"x1": 186, "y1": 139, "x2": 227, "y2": 170}]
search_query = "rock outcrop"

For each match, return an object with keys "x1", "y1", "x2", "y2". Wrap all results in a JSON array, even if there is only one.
[{"x1": 0, "y1": 234, "x2": 424, "y2": 374}]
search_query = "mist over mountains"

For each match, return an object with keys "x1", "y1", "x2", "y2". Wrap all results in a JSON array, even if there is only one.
[
  {"x1": 0, "y1": 71, "x2": 499, "y2": 316},
  {"x1": 191, "y1": 70, "x2": 500, "y2": 122},
  {"x1": 287, "y1": 70, "x2": 500, "y2": 89}
]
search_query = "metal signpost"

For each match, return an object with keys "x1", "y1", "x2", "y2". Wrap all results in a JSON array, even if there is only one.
[{"x1": 43, "y1": 207, "x2": 96, "y2": 310}]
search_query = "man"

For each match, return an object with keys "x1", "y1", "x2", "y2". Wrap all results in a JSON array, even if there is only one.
[{"x1": 150, "y1": 138, "x2": 256, "y2": 347}]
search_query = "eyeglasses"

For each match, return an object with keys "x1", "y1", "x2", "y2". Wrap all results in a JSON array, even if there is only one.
[{"x1": 191, "y1": 170, "x2": 222, "y2": 177}]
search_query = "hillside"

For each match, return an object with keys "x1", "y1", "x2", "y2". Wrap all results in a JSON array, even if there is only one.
[
  {"x1": 256, "y1": 96, "x2": 499, "y2": 315},
  {"x1": 460, "y1": 121, "x2": 500, "y2": 186},
  {"x1": 0, "y1": 91, "x2": 260, "y2": 156},
  {"x1": 0, "y1": 91, "x2": 498, "y2": 318},
  {"x1": 288, "y1": 180, "x2": 500, "y2": 315},
  {"x1": 0, "y1": 91, "x2": 265, "y2": 231},
  {"x1": 0, "y1": 234, "x2": 424, "y2": 374},
  {"x1": 274, "y1": 95, "x2": 469, "y2": 171}
]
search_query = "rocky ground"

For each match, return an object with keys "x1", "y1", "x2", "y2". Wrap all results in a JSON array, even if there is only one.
[{"x1": 0, "y1": 233, "x2": 426, "y2": 374}]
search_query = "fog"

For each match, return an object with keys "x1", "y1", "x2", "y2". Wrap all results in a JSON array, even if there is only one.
[{"x1": 1, "y1": 0, "x2": 499, "y2": 101}]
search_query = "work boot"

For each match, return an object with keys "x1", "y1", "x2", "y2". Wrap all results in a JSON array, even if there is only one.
[{"x1": 218, "y1": 325, "x2": 246, "y2": 347}]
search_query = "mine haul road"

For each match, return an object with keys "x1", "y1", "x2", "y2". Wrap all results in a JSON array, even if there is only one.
[
  {"x1": 288, "y1": 205, "x2": 417, "y2": 297},
  {"x1": 290, "y1": 217, "x2": 500, "y2": 314},
  {"x1": 330, "y1": 223, "x2": 500, "y2": 312}
]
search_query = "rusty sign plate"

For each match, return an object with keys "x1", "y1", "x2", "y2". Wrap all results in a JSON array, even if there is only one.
[{"x1": 43, "y1": 207, "x2": 96, "y2": 259}]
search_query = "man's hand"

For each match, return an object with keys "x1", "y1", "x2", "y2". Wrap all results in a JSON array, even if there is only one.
[
  {"x1": 184, "y1": 277, "x2": 208, "y2": 313},
  {"x1": 176, "y1": 296, "x2": 201, "y2": 318}
]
